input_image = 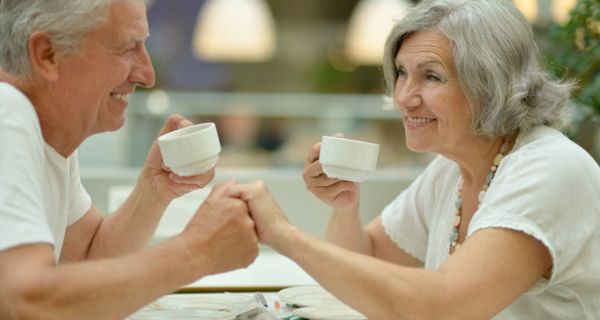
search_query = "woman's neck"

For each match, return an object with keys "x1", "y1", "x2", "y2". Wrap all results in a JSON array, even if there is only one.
[{"x1": 447, "y1": 135, "x2": 512, "y2": 190}]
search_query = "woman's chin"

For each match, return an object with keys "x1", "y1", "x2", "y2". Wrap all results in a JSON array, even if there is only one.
[{"x1": 405, "y1": 141, "x2": 430, "y2": 153}]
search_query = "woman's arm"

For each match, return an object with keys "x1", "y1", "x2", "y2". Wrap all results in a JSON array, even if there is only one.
[
  {"x1": 325, "y1": 210, "x2": 423, "y2": 267},
  {"x1": 230, "y1": 181, "x2": 551, "y2": 320},
  {"x1": 285, "y1": 226, "x2": 549, "y2": 319},
  {"x1": 365, "y1": 216, "x2": 424, "y2": 267},
  {"x1": 303, "y1": 141, "x2": 421, "y2": 267}
]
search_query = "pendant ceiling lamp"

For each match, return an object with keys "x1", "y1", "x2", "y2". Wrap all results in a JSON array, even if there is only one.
[
  {"x1": 345, "y1": 0, "x2": 412, "y2": 66},
  {"x1": 192, "y1": 0, "x2": 277, "y2": 62},
  {"x1": 513, "y1": 0, "x2": 577, "y2": 24},
  {"x1": 551, "y1": 0, "x2": 578, "y2": 24},
  {"x1": 513, "y1": 0, "x2": 538, "y2": 23}
]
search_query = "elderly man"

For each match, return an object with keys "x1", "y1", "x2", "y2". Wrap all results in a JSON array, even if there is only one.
[{"x1": 0, "y1": 0, "x2": 258, "y2": 319}]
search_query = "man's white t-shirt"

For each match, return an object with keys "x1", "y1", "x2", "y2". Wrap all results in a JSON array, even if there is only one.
[
  {"x1": 381, "y1": 126, "x2": 600, "y2": 319},
  {"x1": 0, "y1": 83, "x2": 91, "y2": 260}
]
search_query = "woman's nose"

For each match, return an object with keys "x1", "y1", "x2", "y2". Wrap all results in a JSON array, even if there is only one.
[{"x1": 394, "y1": 80, "x2": 421, "y2": 111}]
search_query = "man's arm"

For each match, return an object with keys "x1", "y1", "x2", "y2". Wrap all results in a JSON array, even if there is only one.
[
  {"x1": 61, "y1": 114, "x2": 215, "y2": 262},
  {"x1": 4, "y1": 242, "x2": 192, "y2": 320},
  {"x1": 61, "y1": 164, "x2": 215, "y2": 262},
  {"x1": 0, "y1": 272, "x2": 17, "y2": 319},
  {"x1": 1, "y1": 180, "x2": 259, "y2": 320},
  {"x1": 60, "y1": 177, "x2": 172, "y2": 261}
]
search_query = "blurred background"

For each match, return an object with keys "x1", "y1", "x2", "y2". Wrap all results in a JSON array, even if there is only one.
[{"x1": 79, "y1": 0, "x2": 599, "y2": 239}]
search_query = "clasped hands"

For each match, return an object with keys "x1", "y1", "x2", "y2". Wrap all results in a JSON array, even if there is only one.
[
  {"x1": 222, "y1": 179, "x2": 292, "y2": 249},
  {"x1": 155, "y1": 115, "x2": 361, "y2": 276},
  {"x1": 207, "y1": 137, "x2": 365, "y2": 251}
]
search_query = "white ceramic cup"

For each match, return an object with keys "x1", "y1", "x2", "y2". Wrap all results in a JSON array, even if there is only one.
[
  {"x1": 158, "y1": 123, "x2": 221, "y2": 177},
  {"x1": 319, "y1": 136, "x2": 379, "y2": 182}
]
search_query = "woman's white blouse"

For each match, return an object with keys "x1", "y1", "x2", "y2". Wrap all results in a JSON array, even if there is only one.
[{"x1": 381, "y1": 126, "x2": 600, "y2": 319}]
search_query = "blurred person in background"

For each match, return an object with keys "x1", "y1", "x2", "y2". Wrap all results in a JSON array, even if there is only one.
[
  {"x1": 0, "y1": 0, "x2": 258, "y2": 318},
  {"x1": 228, "y1": 0, "x2": 600, "y2": 319}
]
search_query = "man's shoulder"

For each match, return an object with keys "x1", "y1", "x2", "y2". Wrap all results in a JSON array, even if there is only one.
[
  {"x1": 0, "y1": 82, "x2": 38, "y2": 120},
  {"x1": 0, "y1": 82, "x2": 42, "y2": 138}
]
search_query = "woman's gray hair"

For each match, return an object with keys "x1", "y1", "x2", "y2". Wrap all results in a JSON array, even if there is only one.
[
  {"x1": 0, "y1": 0, "x2": 112, "y2": 76},
  {"x1": 383, "y1": 0, "x2": 573, "y2": 137}
]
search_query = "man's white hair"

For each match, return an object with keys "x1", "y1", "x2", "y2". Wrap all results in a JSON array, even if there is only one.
[{"x1": 0, "y1": 0, "x2": 112, "y2": 76}]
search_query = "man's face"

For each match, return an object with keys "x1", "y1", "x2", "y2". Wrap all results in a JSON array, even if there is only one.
[{"x1": 56, "y1": 0, "x2": 155, "y2": 136}]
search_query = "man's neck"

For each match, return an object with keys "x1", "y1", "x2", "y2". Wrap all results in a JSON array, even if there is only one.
[{"x1": 1, "y1": 72, "x2": 83, "y2": 157}]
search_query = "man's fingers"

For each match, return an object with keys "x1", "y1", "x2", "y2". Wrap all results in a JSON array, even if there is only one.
[
  {"x1": 227, "y1": 180, "x2": 268, "y2": 202},
  {"x1": 168, "y1": 168, "x2": 215, "y2": 187},
  {"x1": 227, "y1": 184, "x2": 246, "y2": 199},
  {"x1": 157, "y1": 114, "x2": 193, "y2": 137},
  {"x1": 177, "y1": 118, "x2": 193, "y2": 129},
  {"x1": 207, "y1": 179, "x2": 238, "y2": 200}
]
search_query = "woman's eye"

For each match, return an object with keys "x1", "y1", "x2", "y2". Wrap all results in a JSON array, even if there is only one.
[
  {"x1": 396, "y1": 67, "x2": 407, "y2": 78},
  {"x1": 426, "y1": 73, "x2": 441, "y2": 82}
]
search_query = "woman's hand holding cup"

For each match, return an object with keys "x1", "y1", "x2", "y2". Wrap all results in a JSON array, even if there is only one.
[{"x1": 303, "y1": 134, "x2": 379, "y2": 210}]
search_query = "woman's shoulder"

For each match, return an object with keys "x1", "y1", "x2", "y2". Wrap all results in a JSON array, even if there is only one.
[
  {"x1": 508, "y1": 126, "x2": 599, "y2": 178},
  {"x1": 514, "y1": 126, "x2": 593, "y2": 159},
  {"x1": 487, "y1": 126, "x2": 600, "y2": 217}
]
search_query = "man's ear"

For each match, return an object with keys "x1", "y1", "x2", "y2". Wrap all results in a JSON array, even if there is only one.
[{"x1": 28, "y1": 31, "x2": 60, "y2": 81}]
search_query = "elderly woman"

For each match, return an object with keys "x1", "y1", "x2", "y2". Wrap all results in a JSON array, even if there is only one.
[{"x1": 229, "y1": 0, "x2": 600, "y2": 319}]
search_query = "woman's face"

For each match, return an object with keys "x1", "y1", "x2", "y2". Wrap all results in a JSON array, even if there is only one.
[{"x1": 394, "y1": 29, "x2": 474, "y2": 156}]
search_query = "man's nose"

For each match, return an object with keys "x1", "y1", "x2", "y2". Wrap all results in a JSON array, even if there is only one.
[{"x1": 130, "y1": 45, "x2": 155, "y2": 88}]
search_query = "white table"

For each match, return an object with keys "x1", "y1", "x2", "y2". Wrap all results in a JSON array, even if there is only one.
[
  {"x1": 180, "y1": 248, "x2": 317, "y2": 292},
  {"x1": 110, "y1": 186, "x2": 317, "y2": 292}
]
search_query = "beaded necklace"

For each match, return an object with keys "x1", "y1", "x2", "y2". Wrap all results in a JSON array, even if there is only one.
[{"x1": 449, "y1": 137, "x2": 512, "y2": 254}]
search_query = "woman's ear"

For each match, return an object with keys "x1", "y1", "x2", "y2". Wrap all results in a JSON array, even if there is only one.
[{"x1": 28, "y1": 31, "x2": 60, "y2": 81}]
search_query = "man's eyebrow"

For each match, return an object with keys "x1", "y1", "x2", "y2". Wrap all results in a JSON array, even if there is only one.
[{"x1": 129, "y1": 32, "x2": 150, "y2": 43}]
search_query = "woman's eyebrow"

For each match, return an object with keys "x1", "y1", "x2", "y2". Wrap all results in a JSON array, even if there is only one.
[
  {"x1": 417, "y1": 60, "x2": 444, "y2": 69},
  {"x1": 394, "y1": 59, "x2": 444, "y2": 69}
]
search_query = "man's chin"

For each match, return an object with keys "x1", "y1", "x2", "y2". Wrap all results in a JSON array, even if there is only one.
[{"x1": 93, "y1": 116, "x2": 127, "y2": 134}]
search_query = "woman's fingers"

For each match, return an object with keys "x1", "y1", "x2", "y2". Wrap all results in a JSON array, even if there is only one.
[{"x1": 304, "y1": 143, "x2": 321, "y2": 166}]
